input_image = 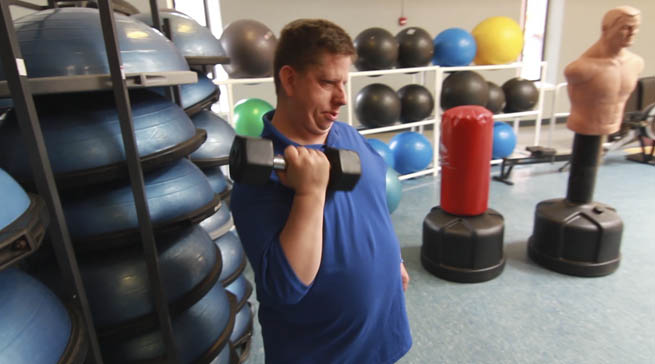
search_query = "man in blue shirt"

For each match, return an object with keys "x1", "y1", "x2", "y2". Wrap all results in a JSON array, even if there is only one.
[{"x1": 230, "y1": 19, "x2": 412, "y2": 363}]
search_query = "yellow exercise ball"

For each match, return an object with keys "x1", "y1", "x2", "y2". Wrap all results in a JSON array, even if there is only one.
[{"x1": 472, "y1": 16, "x2": 524, "y2": 65}]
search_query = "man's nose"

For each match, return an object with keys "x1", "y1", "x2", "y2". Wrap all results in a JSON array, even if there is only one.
[{"x1": 334, "y1": 85, "x2": 347, "y2": 106}]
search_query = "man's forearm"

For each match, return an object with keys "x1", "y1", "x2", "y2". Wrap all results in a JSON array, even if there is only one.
[{"x1": 279, "y1": 191, "x2": 325, "y2": 285}]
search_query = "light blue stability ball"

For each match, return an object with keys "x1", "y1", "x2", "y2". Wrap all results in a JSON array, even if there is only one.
[
  {"x1": 0, "y1": 8, "x2": 189, "y2": 80},
  {"x1": 432, "y1": 27, "x2": 477, "y2": 67},
  {"x1": 0, "y1": 169, "x2": 31, "y2": 231},
  {"x1": 0, "y1": 269, "x2": 73, "y2": 364}
]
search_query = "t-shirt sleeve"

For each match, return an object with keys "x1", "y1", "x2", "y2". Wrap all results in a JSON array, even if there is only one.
[{"x1": 230, "y1": 182, "x2": 312, "y2": 306}]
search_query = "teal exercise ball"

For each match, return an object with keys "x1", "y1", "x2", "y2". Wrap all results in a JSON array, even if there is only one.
[{"x1": 386, "y1": 167, "x2": 402, "y2": 214}]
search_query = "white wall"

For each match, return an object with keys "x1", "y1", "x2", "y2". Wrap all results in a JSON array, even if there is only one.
[
  {"x1": 218, "y1": 0, "x2": 524, "y2": 125},
  {"x1": 217, "y1": 0, "x2": 655, "y2": 122}
]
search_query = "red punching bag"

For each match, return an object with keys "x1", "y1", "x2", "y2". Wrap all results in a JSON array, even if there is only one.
[{"x1": 440, "y1": 105, "x2": 493, "y2": 216}]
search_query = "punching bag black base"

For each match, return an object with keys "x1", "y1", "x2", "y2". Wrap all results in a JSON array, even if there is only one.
[
  {"x1": 528, "y1": 198, "x2": 622, "y2": 277},
  {"x1": 421, "y1": 207, "x2": 505, "y2": 283}
]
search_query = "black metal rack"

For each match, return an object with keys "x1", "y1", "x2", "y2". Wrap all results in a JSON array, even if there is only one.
[{"x1": 0, "y1": 1, "x2": 185, "y2": 363}]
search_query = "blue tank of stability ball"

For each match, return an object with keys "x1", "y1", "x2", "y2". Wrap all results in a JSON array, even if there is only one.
[
  {"x1": 230, "y1": 303, "x2": 253, "y2": 348},
  {"x1": 0, "y1": 90, "x2": 200, "y2": 183},
  {"x1": 63, "y1": 159, "x2": 215, "y2": 241},
  {"x1": 133, "y1": 10, "x2": 226, "y2": 59},
  {"x1": 152, "y1": 71, "x2": 219, "y2": 112},
  {"x1": 100, "y1": 278, "x2": 235, "y2": 364},
  {"x1": 200, "y1": 203, "x2": 234, "y2": 240},
  {"x1": 74, "y1": 226, "x2": 219, "y2": 329},
  {"x1": 225, "y1": 274, "x2": 253, "y2": 310},
  {"x1": 0, "y1": 269, "x2": 72, "y2": 363},
  {"x1": 214, "y1": 230, "x2": 246, "y2": 285},
  {"x1": 0, "y1": 98, "x2": 12, "y2": 110},
  {"x1": 190, "y1": 111, "x2": 236, "y2": 166},
  {"x1": 202, "y1": 165, "x2": 231, "y2": 197},
  {"x1": 0, "y1": 169, "x2": 31, "y2": 231},
  {"x1": 0, "y1": 8, "x2": 189, "y2": 80}
]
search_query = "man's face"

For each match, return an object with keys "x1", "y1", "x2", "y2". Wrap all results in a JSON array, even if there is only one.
[
  {"x1": 288, "y1": 53, "x2": 351, "y2": 138},
  {"x1": 608, "y1": 15, "x2": 640, "y2": 48}
]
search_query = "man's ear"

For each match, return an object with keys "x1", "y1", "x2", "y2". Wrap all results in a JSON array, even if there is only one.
[{"x1": 279, "y1": 65, "x2": 296, "y2": 97}]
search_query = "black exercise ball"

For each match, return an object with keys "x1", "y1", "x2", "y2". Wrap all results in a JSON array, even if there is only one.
[
  {"x1": 502, "y1": 78, "x2": 539, "y2": 112},
  {"x1": 354, "y1": 28, "x2": 398, "y2": 71},
  {"x1": 486, "y1": 81, "x2": 506, "y2": 114},
  {"x1": 398, "y1": 84, "x2": 434, "y2": 123},
  {"x1": 355, "y1": 83, "x2": 401, "y2": 128},
  {"x1": 440, "y1": 71, "x2": 488, "y2": 110},
  {"x1": 220, "y1": 19, "x2": 277, "y2": 78},
  {"x1": 395, "y1": 27, "x2": 434, "y2": 68}
]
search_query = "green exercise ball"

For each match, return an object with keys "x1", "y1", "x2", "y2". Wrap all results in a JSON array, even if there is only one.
[{"x1": 233, "y1": 98, "x2": 273, "y2": 137}]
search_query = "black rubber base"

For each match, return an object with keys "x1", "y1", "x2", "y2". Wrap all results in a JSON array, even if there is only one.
[
  {"x1": 421, "y1": 207, "x2": 505, "y2": 283},
  {"x1": 0, "y1": 194, "x2": 49, "y2": 270},
  {"x1": 528, "y1": 198, "x2": 623, "y2": 277}
]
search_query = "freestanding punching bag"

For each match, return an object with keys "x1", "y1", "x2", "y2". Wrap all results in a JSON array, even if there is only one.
[
  {"x1": 527, "y1": 6, "x2": 638, "y2": 277},
  {"x1": 421, "y1": 106, "x2": 505, "y2": 282},
  {"x1": 528, "y1": 134, "x2": 623, "y2": 276}
]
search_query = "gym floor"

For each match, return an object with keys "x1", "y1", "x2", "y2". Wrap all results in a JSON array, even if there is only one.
[{"x1": 243, "y1": 123, "x2": 655, "y2": 364}]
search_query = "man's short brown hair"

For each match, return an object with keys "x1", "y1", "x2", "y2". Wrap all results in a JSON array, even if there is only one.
[{"x1": 273, "y1": 19, "x2": 356, "y2": 95}]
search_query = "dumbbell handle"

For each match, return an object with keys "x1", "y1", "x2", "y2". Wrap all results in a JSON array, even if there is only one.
[{"x1": 272, "y1": 155, "x2": 286, "y2": 171}]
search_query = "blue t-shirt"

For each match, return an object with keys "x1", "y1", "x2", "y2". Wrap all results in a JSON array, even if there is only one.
[{"x1": 231, "y1": 111, "x2": 412, "y2": 364}]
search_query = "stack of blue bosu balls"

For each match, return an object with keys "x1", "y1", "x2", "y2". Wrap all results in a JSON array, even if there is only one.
[
  {"x1": 0, "y1": 7, "x2": 249, "y2": 364},
  {"x1": 1, "y1": 169, "x2": 88, "y2": 363},
  {"x1": 133, "y1": 9, "x2": 256, "y2": 363}
]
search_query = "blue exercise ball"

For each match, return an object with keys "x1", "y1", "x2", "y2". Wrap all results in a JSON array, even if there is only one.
[
  {"x1": 152, "y1": 71, "x2": 219, "y2": 113},
  {"x1": 386, "y1": 167, "x2": 402, "y2": 214},
  {"x1": 225, "y1": 274, "x2": 253, "y2": 309},
  {"x1": 389, "y1": 132, "x2": 433, "y2": 174},
  {"x1": 100, "y1": 278, "x2": 234, "y2": 364},
  {"x1": 432, "y1": 28, "x2": 477, "y2": 67},
  {"x1": 367, "y1": 139, "x2": 395, "y2": 168},
  {"x1": 74, "y1": 226, "x2": 218, "y2": 329},
  {"x1": 492, "y1": 122, "x2": 517, "y2": 159},
  {"x1": 0, "y1": 8, "x2": 188, "y2": 80},
  {"x1": 200, "y1": 203, "x2": 234, "y2": 240},
  {"x1": 133, "y1": 10, "x2": 225, "y2": 59},
  {"x1": 214, "y1": 230, "x2": 246, "y2": 285},
  {"x1": 0, "y1": 90, "x2": 200, "y2": 185},
  {"x1": 190, "y1": 111, "x2": 236, "y2": 166},
  {"x1": 63, "y1": 159, "x2": 216, "y2": 243},
  {"x1": 0, "y1": 269, "x2": 72, "y2": 363}
]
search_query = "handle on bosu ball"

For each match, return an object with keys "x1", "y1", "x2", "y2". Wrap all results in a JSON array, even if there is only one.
[{"x1": 421, "y1": 105, "x2": 505, "y2": 283}]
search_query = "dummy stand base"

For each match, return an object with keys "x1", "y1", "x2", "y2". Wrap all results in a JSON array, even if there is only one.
[
  {"x1": 421, "y1": 207, "x2": 505, "y2": 283},
  {"x1": 528, "y1": 198, "x2": 623, "y2": 277}
]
